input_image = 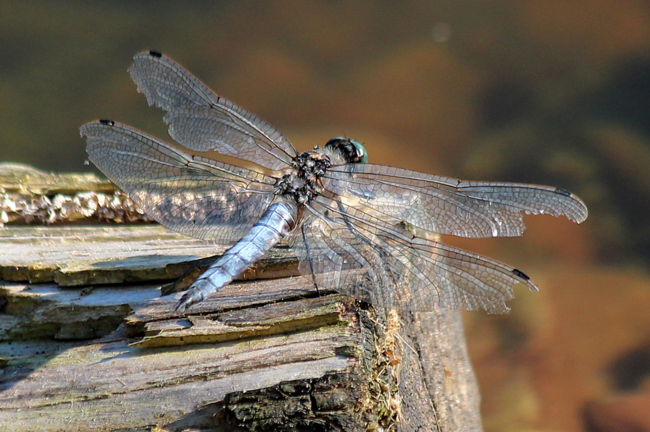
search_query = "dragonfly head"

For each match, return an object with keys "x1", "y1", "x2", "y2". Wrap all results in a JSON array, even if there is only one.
[{"x1": 325, "y1": 137, "x2": 368, "y2": 164}]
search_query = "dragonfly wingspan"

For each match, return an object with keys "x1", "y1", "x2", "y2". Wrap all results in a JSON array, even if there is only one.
[
  {"x1": 81, "y1": 52, "x2": 589, "y2": 315},
  {"x1": 324, "y1": 163, "x2": 588, "y2": 238},
  {"x1": 81, "y1": 120, "x2": 276, "y2": 244},
  {"x1": 128, "y1": 51, "x2": 297, "y2": 170}
]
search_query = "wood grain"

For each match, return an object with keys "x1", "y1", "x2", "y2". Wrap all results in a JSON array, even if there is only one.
[{"x1": 0, "y1": 164, "x2": 483, "y2": 431}]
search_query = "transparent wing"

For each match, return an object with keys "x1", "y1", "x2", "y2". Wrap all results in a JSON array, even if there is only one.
[
  {"x1": 128, "y1": 51, "x2": 297, "y2": 170},
  {"x1": 289, "y1": 195, "x2": 538, "y2": 314},
  {"x1": 324, "y1": 163, "x2": 588, "y2": 238},
  {"x1": 80, "y1": 120, "x2": 277, "y2": 243}
]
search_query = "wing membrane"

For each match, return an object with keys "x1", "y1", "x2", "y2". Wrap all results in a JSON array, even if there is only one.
[
  {"x1": 324, "y1": 163, "x2": 588, "y2": 238},
  {"x1": 128, "y1": 51, "x2": 297, "y2": 170},
  {"x1": 80, "y1": 120, "x2": 276, "y2": 243},
  {"x1": 290, "y1": 194, "x2": 538, "y2": 314}
]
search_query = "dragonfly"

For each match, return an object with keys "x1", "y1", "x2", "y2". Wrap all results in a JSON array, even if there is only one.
[{"x1": 80, "y1": 51, "x2": 588, "y2": 315}]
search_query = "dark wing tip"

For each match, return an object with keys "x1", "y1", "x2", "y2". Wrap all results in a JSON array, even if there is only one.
[
  {"x1": 553, "y1": 187, "x2": 589, "y2": 223},
  {"x1": 554, "y1": 187, "x2": 571, "y2": 197},
  {"x1": 511, "y1": 268, "x2": 540, "y2": 292},
  {"x1": 511, "y1": 268, "x2": 530, "y2": 280},
  {"x1": 79, "y1": 119, "x2": 115, "y2": 137},
  {"x1": 148, "y1": 50, "x2": 163, "y2": 58}
]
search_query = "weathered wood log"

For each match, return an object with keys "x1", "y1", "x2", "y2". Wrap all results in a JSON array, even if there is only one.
[{"x1": 0, "y1": 164, "x2": 483, "y2": 431}]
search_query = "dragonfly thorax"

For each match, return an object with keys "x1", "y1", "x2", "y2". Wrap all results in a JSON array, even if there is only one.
[{"x1": 275, "y1": 150, "x2": 332, "y2": 204}]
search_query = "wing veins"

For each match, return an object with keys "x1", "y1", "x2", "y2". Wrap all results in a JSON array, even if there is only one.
[
  {"x1": 131, "y1": 52, "x2": 297, "y2": 169},
  {"x1": 311, "y1": 197, "x2": 536, "y2": 299},
  {"x1": 218, "y1": 105, "x2": 297, "y2": 162},
  {"x1": 323, "y1": 173, "x2": 499, "y2": 233}
]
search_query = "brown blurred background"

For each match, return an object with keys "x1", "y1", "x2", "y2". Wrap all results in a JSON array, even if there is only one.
[{"x1": 1, "y1": 1, "x2": 649, "y2": 431}]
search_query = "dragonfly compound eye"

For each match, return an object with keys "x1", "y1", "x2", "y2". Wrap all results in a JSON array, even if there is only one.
[{"x1": 325, "y1": 137, "x2": 369, "y2": 164}]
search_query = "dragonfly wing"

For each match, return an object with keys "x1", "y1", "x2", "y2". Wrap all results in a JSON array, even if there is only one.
[
  {"x1": 291, "y1": 195, "x2": 538, "y2": 314},
  {"x1": 80, "y1": 120, "x2": 276, "y2": 243},
  {"x1": 128, "y1": 51, "x2": 297, "y2": 170},
  {"x1": 324, "y1": 163, "x2": 588, "y2": 238},
  {"x1": 289, "y1": 211, "x2": 397, "y2": 310}
]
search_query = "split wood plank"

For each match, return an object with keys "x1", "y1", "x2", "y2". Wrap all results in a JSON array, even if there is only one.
[{"x1": 0, "y1": 163, "x2": 483, "y2": 431}]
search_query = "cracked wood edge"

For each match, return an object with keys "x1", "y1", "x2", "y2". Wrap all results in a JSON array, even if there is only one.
[
  {"x1": 0, "y1": 283, "x2": 381, "y2": 431},
  {"x1": 0, "y1": 274, "x2": 483, "y2": 431},
  {"x1": 0, "y1": 163, "x2": 116, "y2": 195},
  {"x1": 0, "y1": 162, "x2": 485, "y2": 430},
  {"x1": 0, "y1": 225, "x2": 299, "y2": 287}
]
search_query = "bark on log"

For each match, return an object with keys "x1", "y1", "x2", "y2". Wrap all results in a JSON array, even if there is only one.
[{"x1": 0, "y1": 164, "x2": 483, "y2": 431}]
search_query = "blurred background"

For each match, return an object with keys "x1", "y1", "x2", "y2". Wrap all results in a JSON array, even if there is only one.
[{"x1": 1, "y1": 1, "x2": 649, "y2": 430}]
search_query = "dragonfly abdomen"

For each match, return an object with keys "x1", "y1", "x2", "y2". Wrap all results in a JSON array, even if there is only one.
[{"x1": 175, "y1": 201, "x2": 299, "y2": 312}]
